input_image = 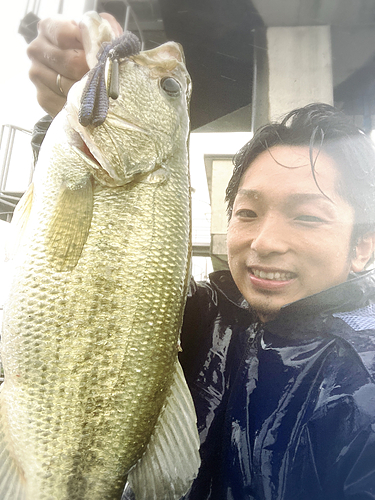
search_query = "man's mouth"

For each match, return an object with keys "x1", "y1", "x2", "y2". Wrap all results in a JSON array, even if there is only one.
[{"x1": 250, "y1": 268, "x2": 295, "y2": 281}]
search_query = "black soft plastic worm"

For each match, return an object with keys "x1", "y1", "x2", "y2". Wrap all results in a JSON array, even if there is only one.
[{"x1": 79, "y1": 31, "x2": 141, "y2": 128}]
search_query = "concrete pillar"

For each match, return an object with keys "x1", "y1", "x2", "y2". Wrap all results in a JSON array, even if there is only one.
[{"x1": 267, "y1": 25, "x2": 334, "y2": 121}]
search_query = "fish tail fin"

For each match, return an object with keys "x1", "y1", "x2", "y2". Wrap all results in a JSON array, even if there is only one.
[
  {"x1": 127, "y1": 361, "x2": 200, "y2": 500},
  {"x1": 0, "y1": 397, "x2": 27, "y2": 500}
]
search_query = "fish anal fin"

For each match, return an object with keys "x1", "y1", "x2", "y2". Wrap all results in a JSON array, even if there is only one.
[
  {"x1": 127, "y1": 361, "x2": 200, "y2": 500},
  {"x1": 0, "y1": 399, "x2": 27, "y2": 500},
  {"x1": 46, "y1": 175, "x2": 94, "y2": 272},
  {"x1": 6, "y1": 183, "x2": 34, "y2": 260}
]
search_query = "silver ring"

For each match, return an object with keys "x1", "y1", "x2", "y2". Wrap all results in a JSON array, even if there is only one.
[{"x1": 56, "y1": 73, "x2": 65, "y2": 96}]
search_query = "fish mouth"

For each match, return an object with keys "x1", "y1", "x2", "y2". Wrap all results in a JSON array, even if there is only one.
[
  {"x1": 70, "y1": 116, "x2": 148, "y2": 186},
  {"x1": 72, "y1": 132, "x2": 101, "y2": 167},
  {"x1": 70, "y1": 132, "x2": 121, "y2": 186},
  {"x1": 66, "y1": 79, "x2": 150, "y2": 184},
  {"x1": 71, "y1": 112, "x2": 150, "y2": 176}
]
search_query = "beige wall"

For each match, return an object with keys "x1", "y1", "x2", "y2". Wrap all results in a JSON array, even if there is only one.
[{"x1": 205, "y1": 156, "x2": 234, "y2": 269}]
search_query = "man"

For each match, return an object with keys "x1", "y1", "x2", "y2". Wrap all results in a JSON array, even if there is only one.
[
  {"x1": 180, "y1": 105, "x2": 375, "y2": 499},
  {"x1": 27, "y1": 16, "x2": 375, "y2": 499}
]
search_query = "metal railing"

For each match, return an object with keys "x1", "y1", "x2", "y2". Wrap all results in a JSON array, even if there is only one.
[{"x1": 0, "y1": 124, "x2": 33, "y2": 222}]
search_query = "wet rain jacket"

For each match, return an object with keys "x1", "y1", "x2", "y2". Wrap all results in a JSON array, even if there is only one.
[{"x1": 180, "y1": 269, "x2": 375, "y2": 500}]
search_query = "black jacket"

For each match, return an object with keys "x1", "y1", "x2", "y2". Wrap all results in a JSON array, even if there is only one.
[{"x1": 180, "y1": 270, "x2": 375, "y2": 499}]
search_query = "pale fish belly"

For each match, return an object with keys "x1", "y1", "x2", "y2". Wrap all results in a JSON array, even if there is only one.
[{"x1": 1, "y1": 165, "x2": 190, "y2": 499}]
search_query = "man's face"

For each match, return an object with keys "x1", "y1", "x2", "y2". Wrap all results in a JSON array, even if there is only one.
[{"x1": 227, "y1": 145, "x2": 359, "y2": 322}]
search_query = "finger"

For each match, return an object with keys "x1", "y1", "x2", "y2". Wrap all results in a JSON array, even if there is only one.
[
  {"x1": 32, "y1": 79, "x2": 67, "y2": 118},
  {"x1": 99, "y1": 13, "x2": 123, "y2": 37},
  {"x1": 27, "y1": 35, "x2": 89, "y2": 82},
  {"x1": 29, "y1": 60, "x2": 77, "y2": 99},
  {"x1": 36, "y1": 16, "x2": 84, "y2": 50}
]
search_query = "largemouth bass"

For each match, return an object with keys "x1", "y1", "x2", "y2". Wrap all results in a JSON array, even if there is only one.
[{"x1": 0, "y1": 12, "x2": 199, "y2": 500}]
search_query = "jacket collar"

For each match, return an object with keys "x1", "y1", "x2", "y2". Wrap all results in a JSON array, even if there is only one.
[
  {"x1": 208, "y1": 270, "x2": 250, "y2": 310},
  {"x1": 209, "y1": 269, "x2": 375, "y2": 335},
  {"x1": 275, "y1": 270, "x2": 375, "y2": 317}
]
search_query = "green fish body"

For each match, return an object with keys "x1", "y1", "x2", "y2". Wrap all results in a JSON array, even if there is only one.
[{"x1": 0, "y1": 12, "x2": 199, "y2": 500}]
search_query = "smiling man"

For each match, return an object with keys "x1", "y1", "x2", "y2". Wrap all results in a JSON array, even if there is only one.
[
  {"x1": 181, "y1": 104, "x2": 375, "y2": 500},
  {"x1": 227, "y1": 145, "x2": 366, "y2": 321}
]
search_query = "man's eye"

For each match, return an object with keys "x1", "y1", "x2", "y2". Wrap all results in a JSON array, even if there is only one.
[
  {"x1": 295, "y1": 215, "x2": 324, "y2": 223},
  {"x1": 236, "y1": 209, "x2": 257, "y2": 218}
]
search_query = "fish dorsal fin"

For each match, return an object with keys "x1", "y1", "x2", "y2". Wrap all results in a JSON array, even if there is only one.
[
  {"x1": 0, "y1": 397, "x2": 27, "y2": 500},
  {"x1": 6, "y1": 183, "x2": 34, "y2": 260},
  {"x1": 127, "y1": 361, "x2": 200, "y2": 500},
  {"x1": 46, "y1": 175, "x2": 93, "y2": 272}
]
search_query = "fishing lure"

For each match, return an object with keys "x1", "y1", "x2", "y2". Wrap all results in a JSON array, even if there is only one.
[{"x1": 79, "y1": 31, "x2": 141, "y2": 127}]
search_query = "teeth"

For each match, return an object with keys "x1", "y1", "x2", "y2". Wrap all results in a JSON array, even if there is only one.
[{"x1": 252, "y1": 269, "x2": 294, "y2": 281}]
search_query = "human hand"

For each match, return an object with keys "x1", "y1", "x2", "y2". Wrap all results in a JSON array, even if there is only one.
[{"x1": 27, "y1": 13, "x2": 123, "y2": 117}]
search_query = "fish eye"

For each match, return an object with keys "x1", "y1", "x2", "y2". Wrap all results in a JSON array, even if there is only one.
[{"x1": 160, "y1": 77, "x2": 181, "y2": 97}]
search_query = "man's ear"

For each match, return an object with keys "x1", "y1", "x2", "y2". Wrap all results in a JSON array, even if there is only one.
[{"x1": 351, "y1": 232, "x2": 375, "y2": 272}]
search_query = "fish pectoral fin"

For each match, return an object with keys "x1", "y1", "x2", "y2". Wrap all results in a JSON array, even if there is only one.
[
  {"x1": 46, "y1": 175, "x2": 94, "y2": 271},
  {"x1": 0, "y1": 399, "x2": 27, "y2": 500},
  {"x1": 6, "y1": 183, "x2": 34, "y2": 260},
  {"x1": 127, "y1": 361, "x2": 201, "y2": 500}
]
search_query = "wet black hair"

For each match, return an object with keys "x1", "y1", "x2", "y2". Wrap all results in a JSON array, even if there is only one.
[{"x1": 226, "y1": 103, "x2": 375, "y2": 244}]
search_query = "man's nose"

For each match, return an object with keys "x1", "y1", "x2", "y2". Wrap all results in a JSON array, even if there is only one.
[{"x1": 250, "y1": 215, "x2": 290, "y2": 256}]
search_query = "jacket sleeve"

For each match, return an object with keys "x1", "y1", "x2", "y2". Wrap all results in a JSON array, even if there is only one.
[
  {"x1": 178, "y1": 279, "x2": 223, "y2": 499},
  {"x1": 343, "y1": 419, "x2": 375, "y2": 497},
  {"x1": 179, "y1": 278, "x2": 254, "y2": 500},
  {"x1": 179, "y1": 278, "x2": 221, "y2": 384},
  {"x1": 284, "y1": 378, "x2": 375, "y2": 499},
  {"x1": 311, "y1": 344, "x2": 375, "y2": 498},
  {"x1": 31, "y1": 115, "x2": 53, "y2": 165}
]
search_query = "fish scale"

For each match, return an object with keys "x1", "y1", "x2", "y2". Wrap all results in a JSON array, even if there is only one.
[
  {"x1": 0, "y1": 12, "x2": 199, "y2": 500},
  {"x1": 2, "y1": 165, "x2": 191, "y2": 499}
]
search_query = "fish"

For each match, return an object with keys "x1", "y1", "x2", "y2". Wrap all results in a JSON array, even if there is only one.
[{"x1": 0, "y1": 11, "x2": 199, "y2": 500}]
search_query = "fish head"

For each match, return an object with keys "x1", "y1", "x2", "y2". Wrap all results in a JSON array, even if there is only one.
[{"x1": 66, "y1": 40, "x2": 192, "y2": 187}]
